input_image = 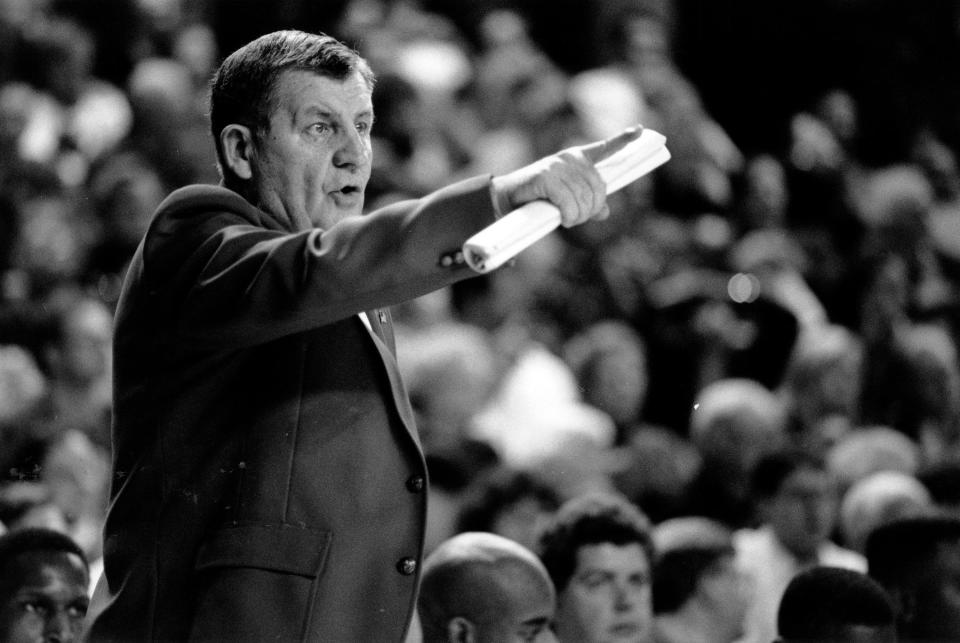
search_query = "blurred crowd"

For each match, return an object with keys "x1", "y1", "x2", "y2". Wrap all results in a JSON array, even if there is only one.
[{"x1": 2, "y1": 0, "x2": 960, "y2": 640}]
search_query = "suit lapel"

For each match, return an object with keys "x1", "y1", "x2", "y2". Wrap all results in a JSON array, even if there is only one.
[
  {"x1": 361, "y1": 307, "x2": 421, "y2": 451},
  {"x1": 364, "y1": 308, "x2": 396, "y2": 355}
]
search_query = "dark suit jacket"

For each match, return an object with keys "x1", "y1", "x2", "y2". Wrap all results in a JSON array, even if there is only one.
[{"x1": 85, "y1": 177, "x2": 497, "y2": 641}]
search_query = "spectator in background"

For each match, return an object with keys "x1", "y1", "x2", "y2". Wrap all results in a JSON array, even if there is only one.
[
  {"x1": 0, "y1": 481, "x2": 70, "y2": 537},
  {"x1": 0, "y1": 343, "x2": 48, "y2": 482},
  {"x1": 612, "y1": 425, "x2": 701, "y2": 524},
  {"x1": 455, "y1": 467, "x2": 562, "y2": 553},
  {"x1": 396, "y1": 320, "x2": 502, "y2": 455},
  {"x1": 85, "y1": 150, "x2": 166, "y2": 301},
  {"x1": 826, "y1": 424, "x2": 921, "y2": 499},
  {"x1": 8, "y1": 192, "x2": 98, "y2": 300},
  {"x1": 686, "y1": 377, "x2": 788, "y2": 528},
  {"x1": 650, "y1": 516, "x2": 749, "y2": 643},
  {"x1": 775, "y1": 566, "x2": 896, "y2": 643},
  {"x1": 891, "y1": 323, "x2": 960, "y2": 463},
  {"x1": 417, "y1": 531, "x2": 557, "y2": 643},
  {"x1": 777, "y1": 323, "x2": 864, "y2": 456},
  {"x1": 537, "y1": 492, "x2": 655, "y2": 643},
  {"x1": 603, "y1": 2, "x2": 742, "y2": 215},
  {"x1": 735, "y1": 448, "x2": 864, "y2": 643},
  {"x1": 562, "y1": 319, "x2": 649, "y2": 444},
  {"x1": 0, "y1": 527, "x2": 90, "y2": 643},
  {"x1": 37, "y1": 429, "x2": 109, "y2": 588},
  {"x1": 867, "y1": 515, "x2": 960, "y2": 642},
  {"x1": 17, "y1": 15, "x2": 131, "y2": 187},
  {"x1": 124, "y1": 54, "x2": 218, "y2": 189},
  {"x1": 35, "y1": 288, "x2": 112, "y2": 450},
  {"x1": 838, "y1": 470, "x2": 933, "y2": 554},
  {"x1": 472, "y1": 335, "x2": 622, "y2": 503}
]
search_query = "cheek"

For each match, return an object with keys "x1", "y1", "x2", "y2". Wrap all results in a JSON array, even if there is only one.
[
  {"x1": 1, "y1": 616, "x2": 43, "y2": 643},
  {"x1": 568, "y1": 588, "x2": 610, "y2": 620}
]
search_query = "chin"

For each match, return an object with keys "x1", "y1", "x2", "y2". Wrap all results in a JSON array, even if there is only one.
[{"x1": 313, "y1": 205, "x2": 362, "y2": 228}]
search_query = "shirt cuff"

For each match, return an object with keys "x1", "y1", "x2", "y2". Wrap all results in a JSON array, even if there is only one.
[{"x1": 488, "y1": 177, "x2": 512, "y2": 220}]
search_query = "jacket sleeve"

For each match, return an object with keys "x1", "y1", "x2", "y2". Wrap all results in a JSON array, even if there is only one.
[{"x1": 143, "y1": 176, "x2": 498, "y2": 349}]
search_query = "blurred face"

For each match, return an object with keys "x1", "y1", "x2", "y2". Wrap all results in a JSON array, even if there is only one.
[
  {"x1": 804, "y1": 354, "x2": 863, "y2": 422},
  {"x1": 556, "y1": 543, "x2": 653, "y2": 643},
  {"x1": 588, "y1": 350, "x2": 647, "y2": 426},
  {"x1": 0, "y1": 551, "x2": 89, "y2": 643},
  {"x1": 251, "y1": 69, "x2": 373, "y2": 229},
  {"x1": 59, "y1": 301, "x2": 112, "y2": 384},
  {"x1": 767, "y1": 466, "x2": 836, "y2": 560}
]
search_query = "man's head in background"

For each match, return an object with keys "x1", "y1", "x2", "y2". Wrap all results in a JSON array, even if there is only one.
[
  {"x1": 537, "y1": 492, "x2": 654, "y2": 643},
  {"x1": 776, "y1": 565, "x2": 895, "y2": 643},
  {"x1": 651, "y1": 517, "x2": 749, "y2": 643},
  {"x1": 418, "y1": 531, "x2": 556, "y2": 643},
  {"x1": 867, "y1": 515, "x2": 960, "y2": 641},
  {"x1": 0, "y1": 527, "x2": 90, "y2": 643},
  {"x1": 751, "y1": 448, "x2": 838, "y2": 563}
]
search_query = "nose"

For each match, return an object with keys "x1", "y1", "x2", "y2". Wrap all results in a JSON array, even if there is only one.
[
  {"x1": 333, "y1": 127, "x2": 366, "y2": 170},
  {"x1": 44, "y1": 611, "x2": 77, "y2": 643},
  {"x1": 43, "y1": 612, "x2": 74, "y2": 643},
  {"x1": 613, "y1": 581, "x2": 636, "y2": 611}
]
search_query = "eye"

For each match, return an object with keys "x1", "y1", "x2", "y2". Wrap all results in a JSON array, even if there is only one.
[
  {"x1": 355, "y1": 120, "x2": 372, "y2": 135},
  {"x1": 67, "y1": 603, "x2": 88, "y2": 618},
  {"x1": 310, "y1": 122, "x2": 332, "y2": 136},
  {"x1": 22, "y1": 601, "x2": 49, "y2": 616},
  {"x1": 629, "y1": 573, "x2": 650, "y2": 589},
  {"x1": 580, "y1": 572, "x2": 610, "y2": 589}
]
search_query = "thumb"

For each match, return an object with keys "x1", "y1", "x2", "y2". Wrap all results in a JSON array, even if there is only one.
[{"x1": 579, "y1": 124, "x2": 645, "y2": 165}]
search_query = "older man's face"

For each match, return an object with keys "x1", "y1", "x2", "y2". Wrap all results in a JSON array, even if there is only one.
[{"x1": 251, "y1": 69, "x2": 373, "y2": 229}]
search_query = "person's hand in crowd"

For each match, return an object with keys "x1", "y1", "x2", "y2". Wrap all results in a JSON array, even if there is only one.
[{"x1": 490, "y1": 125, "x2": 643, "y2": 227}]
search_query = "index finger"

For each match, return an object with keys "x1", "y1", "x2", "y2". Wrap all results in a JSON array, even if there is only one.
[{"x1": 579, "y1": 124, "x2": 645, "y2": 165}]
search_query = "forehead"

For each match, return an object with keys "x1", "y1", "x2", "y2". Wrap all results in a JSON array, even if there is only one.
[
  {"x1": 575, "y1": 542, "x2": 649, "y2": 573},
  {"x1": 4, "y1": 551, "x2": 88, "y2": 594},
  {"x1": 268, "y1": 69, "x2": 373, "y2": 119}
]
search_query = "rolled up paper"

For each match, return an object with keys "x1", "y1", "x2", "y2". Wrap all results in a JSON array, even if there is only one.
[{"x1": 463, "y1": 128, "x2": 671, "y2": 273}]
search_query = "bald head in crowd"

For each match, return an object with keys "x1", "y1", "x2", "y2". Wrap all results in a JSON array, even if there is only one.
[{"x1": 418, "y1": 532, "x2": 557, "y2": 643}]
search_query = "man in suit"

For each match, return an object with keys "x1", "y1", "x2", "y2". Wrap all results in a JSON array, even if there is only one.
[{"x1": 84, "y1": 29, "x2": 638, "y2": 641}]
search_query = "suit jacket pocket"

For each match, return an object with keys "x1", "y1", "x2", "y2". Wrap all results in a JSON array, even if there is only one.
[{"x1": 190, "y1": 523, "x2": 332, "y2": 641}]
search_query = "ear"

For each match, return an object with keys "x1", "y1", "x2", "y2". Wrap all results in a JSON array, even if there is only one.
[
  {"x1": 446, "y1": 617, "x2": 475, "y2": 643},
  {"x1": 220, "y1": 124, "x2": 256, "y2": 181}
]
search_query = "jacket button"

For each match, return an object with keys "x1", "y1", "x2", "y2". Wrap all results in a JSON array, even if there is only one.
[
  {"x1": 397, "y1": 557, "x2": 417, "y2": 575},
  {"x1": 406, "y1": 475, "x2": 425, "y2": 493}
]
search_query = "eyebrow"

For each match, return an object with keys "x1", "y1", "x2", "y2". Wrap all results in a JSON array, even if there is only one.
[{"x1": 300, "y1": 106, "x2": 374, "y2": 120}]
